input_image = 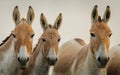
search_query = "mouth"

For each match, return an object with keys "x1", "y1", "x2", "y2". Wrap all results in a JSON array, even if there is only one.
[
  {"x1": 97, "y1": 61, "x2": 107, "y2": 68},
  {"x1": 18, "y1": 62, "x2": 28, "y2": 70},
  {"x1": 98, "y1": 64, "x2": 106, "y2": 68},
  {"x1": 20, "y1": 66, "x2": 27, "y2": 70},
  {"x1": 48, "y1": 61, "x2": 56, "y2": 66}
]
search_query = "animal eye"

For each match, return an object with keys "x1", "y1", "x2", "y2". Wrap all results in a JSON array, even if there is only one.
[
  {"x1": 58, "y1": 38, "x2": 61, "y2": 42},
  {"x1": 109, "y1": 33, "x2": 112, "y2": 37},
  {"x1": 31, "y1": 34, "x2": 35, "y2": 38},
  {"x1": 12, "y1": 34, "x2": 16, "y2": 38},
  {"x1": 90, "y1": 33, "x2": 95, "y2": 37},
  {"x1": 42, "y1": 38, "x2": 46, "y2": 42}
]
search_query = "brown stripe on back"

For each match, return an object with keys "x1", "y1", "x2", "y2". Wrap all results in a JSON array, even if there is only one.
[{"x1": 74, "y1": 38, "x2": 86, "y2": 46}]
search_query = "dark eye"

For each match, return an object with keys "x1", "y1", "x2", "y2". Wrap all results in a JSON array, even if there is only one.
[
  {"x1": 12, "y1": 34, "x2": 16, "y2": 38},
  {"x1": 109, "y1": 33, "x2": 112, "y2": 37},
  {"x1": 90, "y1": 33, "x2": 95, "y2": 37},
  {"x1": 58, "y1": 38, "x2": 61, "y2": 42},
  {"x1": 42, "y1": 38, "x2": 46, "y2": 42},
  {"x1": 31, "y1": 34, "x2": 35, "y2": 38}
]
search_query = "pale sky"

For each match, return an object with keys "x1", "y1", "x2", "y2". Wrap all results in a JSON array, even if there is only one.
[{"x1": 0, "y1": 0, "x2": 120, "y2": 48}]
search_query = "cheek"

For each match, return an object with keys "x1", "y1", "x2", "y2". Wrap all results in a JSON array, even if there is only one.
[
  {"x1": 105, "y1": 38, "x2": 110, "y2": 52},
  {"x1": 54, "y1": 44, "x2": 58, "y2": 54},
  {"x1": 44, "y1": 43, "x2": 50, "y2": 56},
  {"x1": 90, "y1": 38, "x2": 99, "y2": 55},
  {"x1": 52, "y1": 42, "x2": 59, "y2": 54},
  {"x1": 25, "y1": 39, "x2": 33, "y2": 55},
  {"x1": 14, "y1": 40, "x2": 20, "y2": 54}
]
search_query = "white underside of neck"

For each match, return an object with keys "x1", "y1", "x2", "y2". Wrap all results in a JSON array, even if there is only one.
[
  {"x1": 0, "y1": 41, "x2": 18, "y2": 75},
  {"x1": 84, "y1": 48, "x2": 106, "y2": 75}
]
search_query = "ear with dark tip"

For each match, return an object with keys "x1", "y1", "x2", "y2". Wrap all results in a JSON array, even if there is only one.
[
  {"x1": 103, "y1": 6, "x2": 111, "y2": 23},
  {"x1": 54, "y1": 13, "x2": 62, "y2": 30},
  {"x1": 91, "y1": 5, "x2": 98, "y2": 23},
  {"x1": 26, "y1": 6, "x2": 35, "y2": 25},
  {"x1": 13, "y1": 6, "x2": 20, "y2": 25},
  {"x1": 40, "y1": 13, "x2": 48, "y2": 30}
]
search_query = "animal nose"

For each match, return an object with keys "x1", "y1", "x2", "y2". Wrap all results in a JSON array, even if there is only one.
[
  {"x1": 47, "y1": 57, "x2": 57, "y2": 65},
  {"x1": 17, "y1": 57, "x2": 29, "y2": 65},
  {"x1": 97, "y1": 56, "x2": 110, "y2": 67}
]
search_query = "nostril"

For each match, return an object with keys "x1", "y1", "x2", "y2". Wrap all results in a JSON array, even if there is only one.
[
  {"x1": 55, "y1": 58, "x2": 58, "y2": 62},
  {"x1": 98, "y1": 57, "x2": 101, "y2": 62},
  {"x1": 47, "y1": 57, "x2": 50, "y2": 62},
  {"x1": 107, "y1": 57, "x2": 110, "y2": 61},
  {"x1": 27, "y1": 57, "x2": 29, "y2": 62},
  {"x1": 104, "y1": 57, "x2": 109, "y2": 64},
  {"x1": 18, "y1": 57, "x2": 20, "y2": 62}
]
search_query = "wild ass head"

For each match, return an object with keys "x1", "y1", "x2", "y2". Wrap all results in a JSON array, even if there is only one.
[{"x1": 12, "y1": 6, "x2": 35, "y2": 69}]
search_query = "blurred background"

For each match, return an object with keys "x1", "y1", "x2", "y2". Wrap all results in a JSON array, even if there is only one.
[{"x1": 0, "y1": 0, "x2": 120, "y2": 48}]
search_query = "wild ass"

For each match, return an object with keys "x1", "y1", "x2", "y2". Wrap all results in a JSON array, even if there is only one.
[
  {"x1": 0, "y1": 6, "x2": 35, "y2": 75},
  {"x1": 52, "y1": 5, "x2": 112, "y2": 75}
]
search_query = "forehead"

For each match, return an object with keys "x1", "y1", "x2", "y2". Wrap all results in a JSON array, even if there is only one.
[
  {"x1": 14, "y1": 24, "x2": 34, "y2": 34},
  {"x1": 42, "y1": 28, "x2": 60, "y2": 39},
  {"x1": 90, "y1": 22, "x2": 111, "y2": 33}
]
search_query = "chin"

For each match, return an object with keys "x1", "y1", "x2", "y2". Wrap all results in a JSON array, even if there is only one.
[
  {"x1": 48, "y1": 62, "x2": 56, "y2": 66},
  {"x1": 19, "y1": 62, "x2": 29, "y2": 70},
  {"x1": 97, "y1": 62, "x2": 106, "y2": 68},
  {"x1": 20, "y1": 66, "x2": 27, "y2": 70}
]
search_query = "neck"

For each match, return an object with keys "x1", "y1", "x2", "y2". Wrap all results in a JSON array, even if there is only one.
[
  {"x1": 84, "y1": 45, "x2": 106, "y2": 75},
  {"x1": 34, "y1": 52, "x2": 49, "y2": 75},
  {"x1": 32, "y1": 39, "x2": 50, "y2": 75},
  {"x1": 0, "y1": 35, "x2": 19, "y2": 75},
  {"x1": 0, "y1": 34, "x2": 13, "y2": 54}
]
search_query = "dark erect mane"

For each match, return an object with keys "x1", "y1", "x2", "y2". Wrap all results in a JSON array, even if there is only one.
[
  {"x1": 0, "y1": 34, "x2": 12, "y2": 46},
  {"x1": 32, "y1": 38, "x2": 41, "y2": 54}
]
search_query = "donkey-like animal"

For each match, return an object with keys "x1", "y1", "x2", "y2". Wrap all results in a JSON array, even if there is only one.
[
  {"x1": 19, "y1": 13, "x2": 62, "y2": 75},
  {"x1": 107, "y1": 44, "x2": 120, "y2": 75},
  {"x1": 52, "y1": 5, "x2": 112, "y2": 75},
  {"x1": 0, "y1": 6, "x2": 35, "y2": 75}
]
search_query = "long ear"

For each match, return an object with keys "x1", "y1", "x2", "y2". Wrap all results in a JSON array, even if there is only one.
[
  {"x1": 40, "y1": 13, "x2": 48, "y2": 30},
  {"x1": 26, "y1": 6, "x2": 35, "y2": 25},
  {"x1": 54, "y1": 13, "x2": 62, "y2": 30},
  {"x1": 103, "y1": 6, "x2": 111, "y2": 23},
  {"x1": 13, "y1": 6, "x2": 20, "y2": 25},
  {"x1": 91, "y1": 5, "x2": 98, "y2": 23}
]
